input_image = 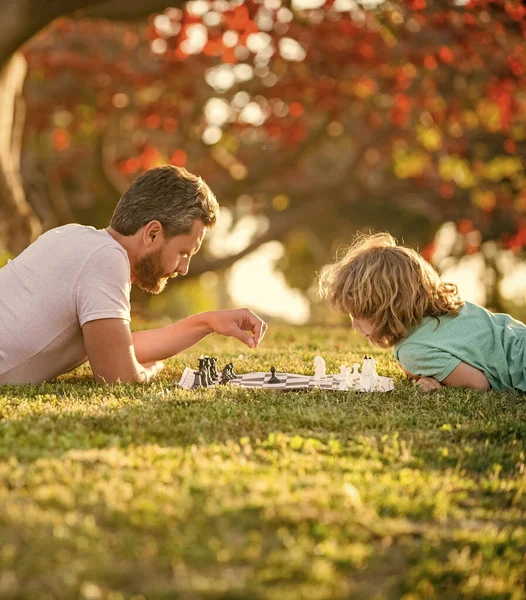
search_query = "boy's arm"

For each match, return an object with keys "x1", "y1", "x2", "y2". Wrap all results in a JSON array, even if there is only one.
[
  {"x1": 442, "y1": 362, "x2": 490, "y2": 390},
  {"x1": 131, "y1": 308, "x2": 268, "y2": 364},
  {"x1": 400, "y1": 361, "x2": 490, "y2": 391}
]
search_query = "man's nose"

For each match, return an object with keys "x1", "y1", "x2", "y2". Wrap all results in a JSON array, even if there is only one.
[{"x1": 177, "y1": 258, "x2": 190, "y2": 276}]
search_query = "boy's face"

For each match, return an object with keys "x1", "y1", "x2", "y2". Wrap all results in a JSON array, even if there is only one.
[{"x1": 351, "y1": 317, "x2": 375, "y2": 340}]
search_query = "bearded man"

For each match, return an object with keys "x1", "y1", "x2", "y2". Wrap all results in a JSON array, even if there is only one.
[{"x1": 0, "y1": 166, "x2": 267, "y2": 384}]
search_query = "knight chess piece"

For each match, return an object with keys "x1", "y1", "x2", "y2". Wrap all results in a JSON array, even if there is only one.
[{"x1": 210, "y1": 357, "x2": 218, "y2": 379}]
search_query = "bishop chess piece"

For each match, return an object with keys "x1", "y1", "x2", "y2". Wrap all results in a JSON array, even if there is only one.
[{"x1": 268, "y1": 366, "x2": 281, "y2": 384}]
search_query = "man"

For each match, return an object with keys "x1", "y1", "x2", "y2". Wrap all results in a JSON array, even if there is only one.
[{"x1": 0, "y1": 166, "x2": 267, "y2": 384}]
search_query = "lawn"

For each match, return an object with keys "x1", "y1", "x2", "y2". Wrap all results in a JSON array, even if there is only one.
[{"x1": 0, "y1": 324, "x2": 525, "y2": 600}]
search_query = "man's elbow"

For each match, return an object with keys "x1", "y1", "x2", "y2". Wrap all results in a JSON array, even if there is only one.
[{"x1": 92, "y1": 368, "x2": 148, "y2": 384}]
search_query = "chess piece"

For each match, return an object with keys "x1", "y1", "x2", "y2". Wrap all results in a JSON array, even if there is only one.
[
  {"x1": 338, "y1": 368, "x2": 349, "y2": 390},
  {"x1": 313, "y1": 356, "x2": 326, "y2": 380},
  {"x1": 191, "y1": 370, "x2": 203, "y2": 389},
  {"x1": 268, "y1": 366, "x2": 281, "y2": 384},
  {"x1": 198, "y1": 357, "x2": 211, "y2": 386},
  {"x1": 370, "y1": 357, "x2": 380, "y2": 389},
  {"x1": 210, "y1": 357, "x2": 218, "y2": 379},
  {"x1": 347, "y1": 363, "x2": 361, "y2": 388},
  {"x1": 204, "y1": 359, "x2": 213, "y2": 386},
  {"x1": 227, "y1": 362, "x2": 236, "y2": 377},
  {"x1": 221, "y1": 365, "x2": 232, "y2": 382},
  {"x1": 360, "y1": 358, "x2": 374, "y2": 391}
]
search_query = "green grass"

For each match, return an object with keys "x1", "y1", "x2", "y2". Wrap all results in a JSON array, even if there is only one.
[{"x1": 0, "y1": 324, "x2": 525, "y2": 600}]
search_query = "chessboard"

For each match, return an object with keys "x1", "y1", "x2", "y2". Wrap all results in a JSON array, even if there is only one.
[{"x1": 178, "y1": 367, "x2": 394, "y2": 392}]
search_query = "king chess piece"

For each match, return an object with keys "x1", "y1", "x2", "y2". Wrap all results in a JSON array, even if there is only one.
[{"x1": 268, "y1": 366, "x2": 281, "y2": 384}]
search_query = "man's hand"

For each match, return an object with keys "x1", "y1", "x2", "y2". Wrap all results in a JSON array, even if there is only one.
[
  {"x1": 205, "y1": 308, "x2": 268, "y2": 348},
  {"x1": 414, "y1": 376, "x2": 442, "y2": 392}
]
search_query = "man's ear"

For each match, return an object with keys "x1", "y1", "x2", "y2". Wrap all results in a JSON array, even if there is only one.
[{"x1": 142, "y1": 220, "x2": 163, "y2": 247}]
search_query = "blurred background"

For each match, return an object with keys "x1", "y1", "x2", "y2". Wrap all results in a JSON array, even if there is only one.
[{"x1": 0, "y1": 0, "x2": 525, "y2": 325}]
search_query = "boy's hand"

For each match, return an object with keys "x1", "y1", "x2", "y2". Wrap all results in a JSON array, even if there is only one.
[
  {"x1": 415, "y1": 376, "x2": 442, "y2": 391},
  {"x1": 205, "y1": 308, "x2": 268, "y2": 348}
]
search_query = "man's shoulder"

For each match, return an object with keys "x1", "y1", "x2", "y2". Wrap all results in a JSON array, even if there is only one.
[{"x1": 47, "y1": 224, "x2": 129, "y2": 266}]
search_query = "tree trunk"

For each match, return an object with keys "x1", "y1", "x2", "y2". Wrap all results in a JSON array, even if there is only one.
[{"x1": 0, "y1": 52, "x2": 41, "y2": 255}]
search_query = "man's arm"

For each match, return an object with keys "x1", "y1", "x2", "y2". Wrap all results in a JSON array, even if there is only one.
[
  {"x1": 82, "y1": 318, "x2": 163, "y2": 383},
  {"x1": 131, "y1": 308, "x2": 268, "y2": 365}
]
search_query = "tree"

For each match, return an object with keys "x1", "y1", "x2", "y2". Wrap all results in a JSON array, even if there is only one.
[
  {"x1": 0, "y1": 0, "x2": 181, "y2": 253},
  {"x1": 19, "y1": 0, "x2": 526, "y2": 277},
  {"x1": 2, "y1": 0, "x2": 525, "y2": 277}
]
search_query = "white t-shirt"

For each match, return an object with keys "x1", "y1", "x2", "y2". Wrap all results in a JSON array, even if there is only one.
[{"x1": 0, "y1": 224, "x2": 131, "y2": 384}]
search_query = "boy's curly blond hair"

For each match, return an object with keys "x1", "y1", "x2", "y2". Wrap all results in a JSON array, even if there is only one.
[{"x1": 318, "y1": 232, "x2": 463, "y2": 347}]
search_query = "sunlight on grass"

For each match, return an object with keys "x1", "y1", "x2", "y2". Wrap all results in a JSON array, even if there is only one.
[{"x1": 0, "y1": 325, "x2": 525, "y2": 599}]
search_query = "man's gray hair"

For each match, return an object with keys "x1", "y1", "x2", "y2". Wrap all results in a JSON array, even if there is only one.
[{"x1": 110, "y1": 166, "x2": 219, "y2": 237}]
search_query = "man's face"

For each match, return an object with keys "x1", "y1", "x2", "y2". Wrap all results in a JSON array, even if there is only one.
[{"x1": 132, "y1": 220, "x2": 207, "y2": 294}]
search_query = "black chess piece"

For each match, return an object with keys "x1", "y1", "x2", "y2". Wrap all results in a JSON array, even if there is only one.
[
  {"x1": 191, "y1": 370, "x2": 203, "y2": 389},
  {"x1": 210, "y1": 357, "x2": 218, "y2": 379},
  {"x1": 227, "y1": 362, "x2": 236, "y2": 377},
  {"x1": 198, "y1": 357, "x2": 206, "y2": 376},
  {"x1": 268, "y1": 366, "x2": 281, "y2": 384},
  {"x1": 221, "y1": 366, "x2": 231, "y2": 383},
  {"x1": 204, "y1": 357, "x2": 213, "y2": 385}
]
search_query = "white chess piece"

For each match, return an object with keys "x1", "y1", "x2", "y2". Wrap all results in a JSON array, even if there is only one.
[
  {"x1": 313, "y1": 356, "x2": 326, "y2": 380},
  {"x1": 348, "y1": 363, "x2": 361, "y2": 388},
  {"x1": 338, "y1": 372, "x2": 349, "y2": 390},
  {"x1": 361, "y1": 357, "x2": 374, "y2": 391},
  {"x1": 370, "y1": 357, "x2": 380, "y2": 389}
]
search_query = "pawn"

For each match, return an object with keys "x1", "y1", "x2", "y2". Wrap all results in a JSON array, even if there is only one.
[
  {"x1": 313, "y1": 355, "x2": 326, "y2": 380},
  {"x1": 268, "y1": 366, "x2": 281, "y2": 384}
]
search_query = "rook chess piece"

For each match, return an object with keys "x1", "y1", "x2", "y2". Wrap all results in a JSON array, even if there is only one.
[
  {"x1": 192, "y1": 370, "x2": 203, "y2": 389},
  {"x1": 268, "y1": 366, "x2": 281, "y2": 384}
]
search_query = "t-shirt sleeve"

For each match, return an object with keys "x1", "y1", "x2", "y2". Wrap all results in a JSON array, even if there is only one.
[
  {"x1": 75, "y1": 245, "x2": 131, "y2": 327},
  {"x1": 395, "y1": 342, "x2": 461, "y2": 382}
]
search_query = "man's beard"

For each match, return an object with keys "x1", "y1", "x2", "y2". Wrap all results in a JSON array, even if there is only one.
[{"x1": 132, "y1": 248, "x2": 176, "y2": 294}]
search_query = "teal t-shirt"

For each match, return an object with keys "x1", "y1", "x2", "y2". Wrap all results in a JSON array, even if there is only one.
[{"x1": 394, "y1": 302, "x2": 526, "y2": 391}]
